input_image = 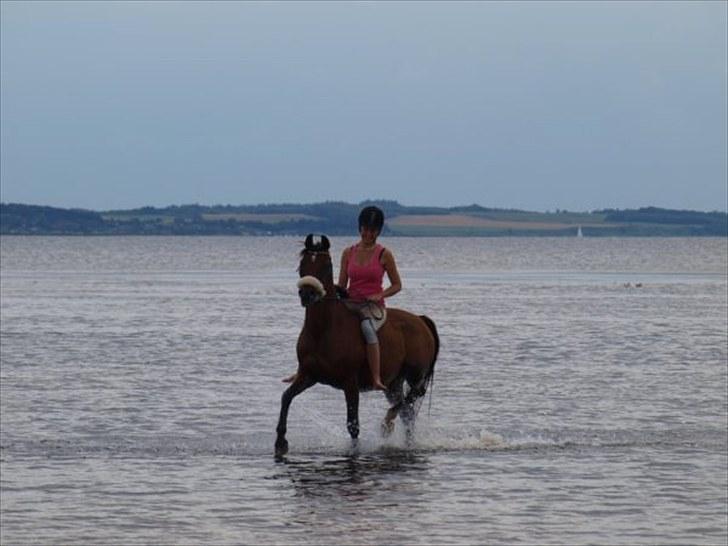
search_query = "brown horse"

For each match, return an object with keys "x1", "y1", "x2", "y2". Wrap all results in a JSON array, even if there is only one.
[{"x1": 275, "y1": 234, "x2": 440, "y2": 457}]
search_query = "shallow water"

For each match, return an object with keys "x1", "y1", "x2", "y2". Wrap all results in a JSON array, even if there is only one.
[{"x1": 1, "y1": 236, "x2": 726, "y2": 544}]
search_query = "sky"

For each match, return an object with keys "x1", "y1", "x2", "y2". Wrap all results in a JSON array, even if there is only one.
[{"x1": 1, "y1": 1, "x2": 726, "y2": 212}]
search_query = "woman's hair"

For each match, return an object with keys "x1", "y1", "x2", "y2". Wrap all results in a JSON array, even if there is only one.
[{"x1": 358, "y1": 206, "x2": 385, "y2": 232}]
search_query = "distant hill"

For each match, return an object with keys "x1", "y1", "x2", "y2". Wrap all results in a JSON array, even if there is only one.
[
  {"x1": 0, "y1": 204, "x2": 106, "y2": 234},
  {"x1": 1, "y1": 201, "x2": 726, "y2": 236}
]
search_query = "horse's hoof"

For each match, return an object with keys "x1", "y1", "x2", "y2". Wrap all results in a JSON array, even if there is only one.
[
  {"x1": 274, "y1": 438, "x2": 288, "y2": 457},
  {"x1": 381, "y1": 420, "x2": 395, "y2": 438}
]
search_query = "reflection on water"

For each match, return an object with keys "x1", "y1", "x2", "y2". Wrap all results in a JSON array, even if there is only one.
[
  {"x1": 266, "y1": 450, "x2": 438, "y2": 545},
  {"x1": 274, "y1": 450, "x2": 431, "y2": 500}
]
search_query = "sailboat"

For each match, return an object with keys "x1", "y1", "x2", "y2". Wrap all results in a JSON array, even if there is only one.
[{"x1": 576, "y1": 225, "x2": 583, "y2": 238}]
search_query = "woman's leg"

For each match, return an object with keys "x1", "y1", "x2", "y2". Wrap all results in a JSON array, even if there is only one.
[
  {"x1": 366, "y1": 343, "x2": 386, "y2": 390},
  {"x1": 362, "y1": 318, "x2": 386, "y2": 390}
]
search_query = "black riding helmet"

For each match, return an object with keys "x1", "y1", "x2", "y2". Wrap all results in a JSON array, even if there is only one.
[{"x1": 358, "y1": 206, "x2": 384, "y2": 233}]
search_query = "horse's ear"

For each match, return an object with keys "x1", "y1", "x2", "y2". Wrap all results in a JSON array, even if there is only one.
[
  {"x1": 304, "y1": 234, "x2": 314, "y2": 250},
  {"x1": 321, "y1": 235, "x2": 330, "y2": 251}
]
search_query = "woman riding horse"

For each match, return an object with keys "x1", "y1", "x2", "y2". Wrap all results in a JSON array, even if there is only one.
[
  {"x1": 275, "y1": 228, "x2": 439, "y2": 457},
  {"x1": 284, "y1": 206, "x2": 401, "y2": 390}
]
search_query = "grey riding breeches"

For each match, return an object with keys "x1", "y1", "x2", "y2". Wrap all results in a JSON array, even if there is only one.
[{"x1": 360, "y1": 317, "x2": 378, "y2": 345}]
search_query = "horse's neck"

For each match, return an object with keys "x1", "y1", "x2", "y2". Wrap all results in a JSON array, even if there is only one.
[
  {"x1": 304, "y1": 300, "x2": 335, "y2": 337},
  {"x1": 303, "y1": 273, "x2": 335, "y2": 336}
]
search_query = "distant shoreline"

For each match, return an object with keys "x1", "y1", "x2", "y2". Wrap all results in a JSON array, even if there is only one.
[{"x1": 1, "y1": 201, "x2": 726, "y2": 237}]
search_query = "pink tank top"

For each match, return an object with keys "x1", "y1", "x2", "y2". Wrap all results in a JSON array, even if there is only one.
[{"x1": 346, "y1": 243, "x2": 386, "y2": 304}]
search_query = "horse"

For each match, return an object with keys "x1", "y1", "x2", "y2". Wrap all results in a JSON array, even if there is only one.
[{"x1": 275, "y1": 234, "x2": 440, "y2": 457}]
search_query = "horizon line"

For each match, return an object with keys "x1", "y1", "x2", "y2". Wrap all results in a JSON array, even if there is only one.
[{"x1": 2, "y1": 200, "x2": 727, "y2": 215}]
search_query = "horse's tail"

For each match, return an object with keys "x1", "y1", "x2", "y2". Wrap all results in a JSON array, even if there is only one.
[{"x1": 419, "y1": 315, "x2": 439, "y2": 413}]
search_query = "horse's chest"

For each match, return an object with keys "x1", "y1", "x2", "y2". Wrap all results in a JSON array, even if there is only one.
[{"x1": 297, "y1": 331, "x2": 363, "y2": 367}]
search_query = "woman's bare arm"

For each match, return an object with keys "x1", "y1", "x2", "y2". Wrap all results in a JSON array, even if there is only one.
[
  {"x1": 338, "y1": 247, "x2": 350, "y2": 288},
  {"x1": 370, "y1": 248, "x2": 401, "y2": 302}
]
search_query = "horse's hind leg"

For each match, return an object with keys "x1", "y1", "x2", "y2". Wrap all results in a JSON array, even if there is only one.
[
  {"x1": 401, "y1": 399, "x2": 416, "y2": 446},
  {"x1": 275, "y1": 375, "x2": 315, "y2": 457},
  {"x1": 381, "y1": 377, "x2": 404, "y2": 438},
  {"x1": 401, "y1": 377, "x2": 429, "y2": 446}
]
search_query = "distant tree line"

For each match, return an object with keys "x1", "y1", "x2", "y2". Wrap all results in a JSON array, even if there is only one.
[
  {"x1": 594, "y1": 207, "x2": 727, "y2": 235},
  {"x1": 599, "y1": 206, "x2": 727, "y2": 226},
  {"x1": 0, "y1": 204, "x2": 106, "y2": 234},
  {"x1": 2, "y1": 202, "x2": 726, "y2": 236}
]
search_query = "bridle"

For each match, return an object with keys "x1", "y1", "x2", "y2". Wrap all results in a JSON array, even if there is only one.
[
  {"x1": 298, "y1": 250, "x2": 336, "y2": 304},
  {"x1": 299, "y1": 250, "x2": 334, "y2": 278}
]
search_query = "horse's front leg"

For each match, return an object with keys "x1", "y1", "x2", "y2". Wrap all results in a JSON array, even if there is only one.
[
  {"x1": 344, "y1": 384, "x2": 360, "y2": 449},
  {"x1": 275, "y1": 375, "x2": 315, "y2": 458}
]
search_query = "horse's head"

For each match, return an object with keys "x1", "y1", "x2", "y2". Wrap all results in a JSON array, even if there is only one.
[{"x1": 297, "y1": 234, "x2": 334, "y2": 307}]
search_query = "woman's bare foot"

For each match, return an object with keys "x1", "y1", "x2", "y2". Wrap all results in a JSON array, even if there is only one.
[
  {"x1": 372, "y1": 378, "x2": 387, "y2": 391},
  {"x1": 282, "y1": 373, "x2": 298, "y2": 383}
]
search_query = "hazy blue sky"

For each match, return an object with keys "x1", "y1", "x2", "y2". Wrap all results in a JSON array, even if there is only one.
[{"x1": 1, "y1": 1, "x2": 726, "y2": 211}]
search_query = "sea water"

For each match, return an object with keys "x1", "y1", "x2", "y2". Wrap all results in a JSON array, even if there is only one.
[{"x1": 1, "y1": 236, "x2": 726, "y2": 545}]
